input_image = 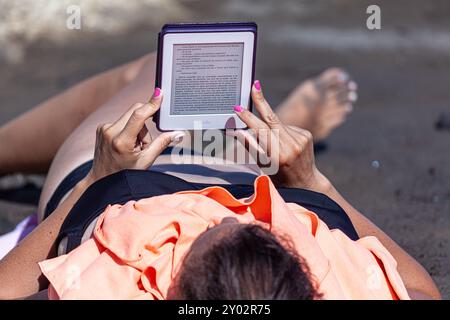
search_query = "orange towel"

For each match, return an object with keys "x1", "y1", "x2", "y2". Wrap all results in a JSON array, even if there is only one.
[{"x1": 39, "y1": 175, "x2": 409, "y2": 300}]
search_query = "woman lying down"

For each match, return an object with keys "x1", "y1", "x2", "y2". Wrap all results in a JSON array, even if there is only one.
[{"x1": 0, "y1": 55, "x2": 440, "y2": 299}]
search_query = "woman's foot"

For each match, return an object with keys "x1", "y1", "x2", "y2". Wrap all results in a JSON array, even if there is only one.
[{"x1": 276, "y1": 68, "x2": 358, "y2": 142}]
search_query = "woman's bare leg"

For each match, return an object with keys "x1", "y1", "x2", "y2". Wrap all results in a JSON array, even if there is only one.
[
  {"x1": 0, "y1": 54, "x2": 150, "y2": 175},
  {"x1": 0, "y1": 60, "x2": 356, "y2": 177}
]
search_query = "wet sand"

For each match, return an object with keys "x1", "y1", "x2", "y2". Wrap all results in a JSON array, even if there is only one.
[{"x1": 1, "y1": 0, "x2": 449, "y2": 297}]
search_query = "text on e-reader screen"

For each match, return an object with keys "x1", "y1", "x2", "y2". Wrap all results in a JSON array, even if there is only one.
[{"x1": 170, "y1": 43, "x2": 244, "y2": 115}]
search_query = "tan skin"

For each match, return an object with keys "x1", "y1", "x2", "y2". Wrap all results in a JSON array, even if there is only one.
[{"x1": 0, "y1": 85, "x2": 440, "y2": 300}]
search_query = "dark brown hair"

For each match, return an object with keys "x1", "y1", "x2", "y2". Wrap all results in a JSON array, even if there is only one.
[{"x1": 168, "y1": 224, "x2": 321, "y2": 300}]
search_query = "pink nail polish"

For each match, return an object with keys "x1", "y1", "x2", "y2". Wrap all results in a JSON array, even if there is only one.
[
  {"x1": 153, "y1": 87, "x2": 161, "y2": 97},
  {"x1": 254, "y1": 80, "x2": 261, "y2": 91},
  {"x1": 233, "y1": 105, "x2": 243, "y2": 112}
]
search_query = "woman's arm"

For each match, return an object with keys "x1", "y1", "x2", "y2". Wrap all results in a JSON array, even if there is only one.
[
  {"x1": 0, "y1": 89, "x2": 184, "y2": 299},
  {"x1": 308, "y1": 173, "x2": 441, "y2": 300},
  {"x1": 234, "y1": 81, "x2": 441, "y2": 300},
  {"x1": 0, "y1": 176, "x2": 94, "y2": 299}
]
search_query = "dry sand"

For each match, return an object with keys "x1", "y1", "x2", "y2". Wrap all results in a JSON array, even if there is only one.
[{"x1": 0, "y1": 0, "x2": 449, "y2": 298}]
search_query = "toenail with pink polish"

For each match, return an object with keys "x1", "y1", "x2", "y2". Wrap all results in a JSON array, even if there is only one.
[{"x1": 348, "y1": 91, "x2": 358, "y2": 102}]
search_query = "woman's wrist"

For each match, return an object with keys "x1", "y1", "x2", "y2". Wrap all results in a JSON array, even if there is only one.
[
  {"x1": 272, "y1": 167, "x2": 333, "y2": 195},
  {"x1": 289, "y1": 168, "x2": 333, "y2": 194},
  {"x1": 304, "y1": 169, "x2": 333, "y2": 194}
]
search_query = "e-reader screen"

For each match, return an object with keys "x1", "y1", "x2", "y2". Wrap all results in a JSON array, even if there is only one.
[{"x1": 170, "y1": 42, "x2": 244, "y2": 115}]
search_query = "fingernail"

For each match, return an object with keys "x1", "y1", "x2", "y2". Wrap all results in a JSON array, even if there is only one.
[
  {"x1": 233, "y1": 105, "x2": 243, "y2": 113},
  {"x1": 345, "y1": 104, "x2": 353, "y2": 112},
  {"x1": 171, "y1": 131, "x2": 185, "y2": 143},
  {"x1": 348, "y1": 91, "x2": 358, "y2": 102},
  {"x1": 153, "y1": 87, "x2": 161, "y2": 98},
  {"x1": 254, "y1": 80, "x2": 261, "y2": 91}
]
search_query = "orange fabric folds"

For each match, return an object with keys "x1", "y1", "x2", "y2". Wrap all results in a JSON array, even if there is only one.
[{"x1": 39, "y1": 176, "x2": 409, "y2": 300}]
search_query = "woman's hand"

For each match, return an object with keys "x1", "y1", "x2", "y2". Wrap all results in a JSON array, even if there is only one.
[
  {"x1": 87, "y1": 88, "x2": 184, "y2": 183},
  {"x1": 233, "y1": 81, "x2": 329, "y2": 190}
]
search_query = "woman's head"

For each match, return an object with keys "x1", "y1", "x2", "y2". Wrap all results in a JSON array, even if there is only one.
[{"x1": 167, "y1": 217, "x2": 321, "y2": 300}]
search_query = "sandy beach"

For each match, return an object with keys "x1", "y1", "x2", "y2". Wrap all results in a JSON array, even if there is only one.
[{"x1": 0, "y1": 0, "x2": 449, "y2": 298}]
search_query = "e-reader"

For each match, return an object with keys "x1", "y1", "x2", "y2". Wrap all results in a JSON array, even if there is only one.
[{"x1": 154, "y1": 22, "x2": 257, "y2": 131}]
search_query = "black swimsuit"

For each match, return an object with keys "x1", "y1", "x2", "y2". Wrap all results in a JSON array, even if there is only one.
[{"x1": 46, "y1": 160, "x2": 359, "y2": 253}]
